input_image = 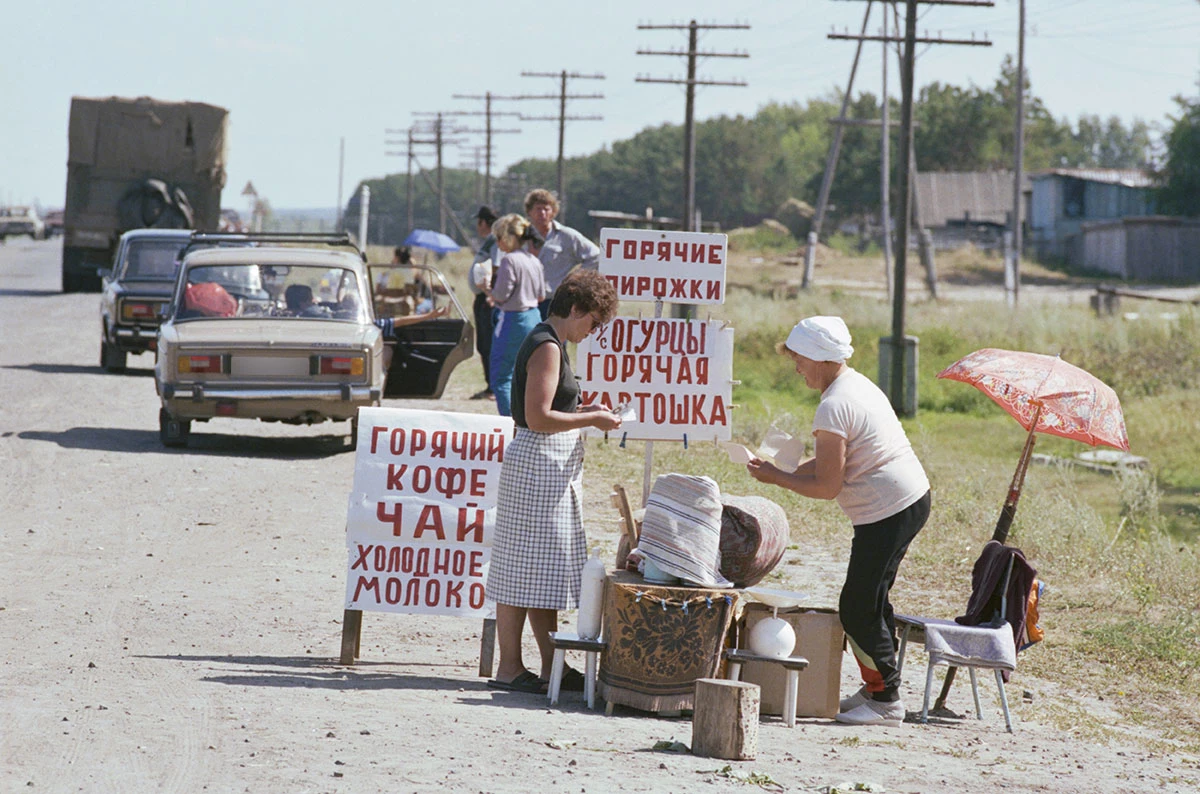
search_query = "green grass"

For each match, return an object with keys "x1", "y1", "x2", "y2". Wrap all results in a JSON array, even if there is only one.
[
  {"x1": 579, "y1": 249, "x2": 1200, "y2": 747},
  {"x1": 379, "y1": 237, "x2": 1200, "y2": 740}
]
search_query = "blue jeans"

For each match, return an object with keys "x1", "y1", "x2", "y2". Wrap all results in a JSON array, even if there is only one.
[{"x1": 490, "y1": 307, "x2": 541, "y2": 416}]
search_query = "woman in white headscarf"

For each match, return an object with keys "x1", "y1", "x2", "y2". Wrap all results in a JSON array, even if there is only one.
[{"x1": 747, "y1": 316, "x2": 930, "y2": 728}]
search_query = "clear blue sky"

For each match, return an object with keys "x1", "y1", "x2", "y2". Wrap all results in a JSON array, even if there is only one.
[{"x1": 2, "y1": 0, "x2": 1196, "y2": 211}]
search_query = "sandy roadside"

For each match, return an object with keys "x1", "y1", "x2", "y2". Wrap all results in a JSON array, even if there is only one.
[{"x1": 2, "y1": 238, "x2": 1197, "y2": 794}]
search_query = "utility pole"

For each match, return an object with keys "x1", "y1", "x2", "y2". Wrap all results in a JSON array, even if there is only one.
[
  {"x1": 336, "y1": 137, "x2": 345, "y2": 231},
  {"x1": 385, "y1": 126, "x2": 424, "y2": 235},
  {"x1": 407, "y1": 113, "x2": 467, "y2": 234},
  {"x1": 637, "y1": 19, "x2": 749, "y2": 318},
  {"x1": 410, "y1": 154, "x2": 475, "y2": 246},
  {"x1": 449, "y1": 91, "x2": 523, "y2": 206},
  {"x1": 830, "y1": 0, "x2": 993, "y2": 415},
  {"x1": 1009, "y1": 0, "x2": 1026, "y2": 308},
  {"x1": 806, "y1": 2, "x2": 874, "y2": 289},
  {"x1": 515, "y1": 71, "x2": 605, "y2": 206},
  {"x1": 880, "y1": 7, "x2": 894, "y2": 304}
]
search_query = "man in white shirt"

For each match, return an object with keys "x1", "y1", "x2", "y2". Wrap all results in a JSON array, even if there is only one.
[{"x1": 524, "y1": 188, "x2": 599, "y2": 319}]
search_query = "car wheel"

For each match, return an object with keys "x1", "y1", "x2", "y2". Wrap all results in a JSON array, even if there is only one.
[
  {"x1": 102, "y1": 338, "x2": 127, "y2": 373},
  {"x1": 159, "y1": 408, "x2": 190, "y2": 448},
  {"x1": 348, "y1": 413, "x2": 359, "y2": 452}
]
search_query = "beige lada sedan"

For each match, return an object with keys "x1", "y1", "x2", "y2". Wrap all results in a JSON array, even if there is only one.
[{"x1": 155, "y1": 233, "x2": 472, "y2": 448}]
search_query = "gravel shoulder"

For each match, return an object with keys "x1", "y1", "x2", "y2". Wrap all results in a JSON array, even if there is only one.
[{"x1": 2, "y1": 238, "x2": 1197, "y2": 793}]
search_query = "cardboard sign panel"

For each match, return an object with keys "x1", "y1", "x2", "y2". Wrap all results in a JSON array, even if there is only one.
[
  {"x1": 345, "y1": 407, "x2": 513, "y2": 617},
  {"x1": 577, "y1": 317, "x2": 734, "y2": 442},
  {"x1": 600, "y1": 228, "x2": 728, "y2": 305}
]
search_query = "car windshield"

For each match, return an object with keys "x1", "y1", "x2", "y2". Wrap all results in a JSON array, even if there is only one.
[
  {"x1": 122, "y1": 239, "x2": 188, "y2": 280},
  {"x1": 176, "y1": 263, "x2": 366, "y2": 322}
]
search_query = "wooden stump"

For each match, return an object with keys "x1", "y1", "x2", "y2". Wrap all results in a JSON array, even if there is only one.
[{"x1": 691, "y1": 678, "x2": 760, "y2": 760}]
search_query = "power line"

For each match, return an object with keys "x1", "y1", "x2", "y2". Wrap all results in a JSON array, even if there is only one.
[
  {"x1": 636, "y1": 19, "x2": 750, "y2": 321},
  {"x1": 514, "y1": 70, "x2": 606, "y2": 206},
  {"x1": 450, "y1": 91, "x2": 524, "y2": 206},
  {"x1": 831, "y1": 0, "x2": 993, "y2": 416}
]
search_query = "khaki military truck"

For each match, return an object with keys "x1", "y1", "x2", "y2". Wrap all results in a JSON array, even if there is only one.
[{"x1": 62, "y1": 96, "x2": 228, "y2": 292}]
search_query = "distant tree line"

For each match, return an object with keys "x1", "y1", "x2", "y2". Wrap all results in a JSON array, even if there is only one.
[{"x1": 345, "y1": 59, "x2": 1197, "y2": 246}]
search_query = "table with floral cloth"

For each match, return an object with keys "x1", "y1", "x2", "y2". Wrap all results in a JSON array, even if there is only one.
[{"x1": 597, "y1": 570, "x2": 742, "y2": 713}]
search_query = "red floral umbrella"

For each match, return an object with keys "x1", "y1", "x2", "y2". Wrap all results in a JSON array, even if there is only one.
[{"x1": 937, "y1": 348, "x2": 1130, "y2": 542}]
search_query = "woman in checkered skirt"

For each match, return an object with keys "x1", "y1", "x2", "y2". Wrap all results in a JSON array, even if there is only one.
[{"x1": 485, "y1": 270, "x2": 622, "y2": 694}]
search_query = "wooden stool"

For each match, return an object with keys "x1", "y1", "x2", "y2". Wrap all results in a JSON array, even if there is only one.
[
  {"x1": 547, "y1": 631, "x2": 606, "y2": 710},
  {"x1": 724, "y1": 649, "x2": 809, "y2": 727}
]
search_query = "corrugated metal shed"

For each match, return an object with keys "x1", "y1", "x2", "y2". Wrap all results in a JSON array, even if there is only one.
[
  {"x1": 916, "y1": 171, "x2": 1031, "y2": 227},
  {"x1": 1034, "y1": 168, "x2": 1155, "y2": 189},
  {"x1": 1074, "y1": 216, "x2": 1200, "y2": 281},
  {"x1": 1029, "y1": 169, "x2": 1156, "y2": 260}
]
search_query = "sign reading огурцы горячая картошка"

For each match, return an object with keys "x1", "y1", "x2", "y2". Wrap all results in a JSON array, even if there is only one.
[
  {"x1": 577, "y1": 317, "x2": 735, "y2": 443},
  {"x1": 344, "y1": 407, "x2": 513, "y2": 617},
  {"x1": 599, "y1": 228, "x2": 727, "y2": 305}
]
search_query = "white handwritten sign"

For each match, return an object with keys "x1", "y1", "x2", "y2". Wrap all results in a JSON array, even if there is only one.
[
  {"x1": 345, "y1": 407, "x2": 513, "y2": 617},
  {"x1": 599, "y1": 228, "x2": 728, "y2": 305},
  {"x1": 577, "y1": 318, "x2": 734, "y2": 442}
]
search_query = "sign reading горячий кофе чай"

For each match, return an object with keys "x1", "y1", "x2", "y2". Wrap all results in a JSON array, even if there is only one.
[{"x1": 344, "y1": 407, "x2": 512, "y2": 617}]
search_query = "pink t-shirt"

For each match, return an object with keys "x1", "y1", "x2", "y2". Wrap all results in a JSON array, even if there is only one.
[{"x1": 812, "y1": 368, "x2": 930, "y2": 525}]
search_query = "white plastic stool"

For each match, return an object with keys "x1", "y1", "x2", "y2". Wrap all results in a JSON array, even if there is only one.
[
  {"x1": 725, "y1": 648, "x2": 809, "y2": 727},
  {"x1": 547, "y1": 631, "x2": 606, "y2": 710}
]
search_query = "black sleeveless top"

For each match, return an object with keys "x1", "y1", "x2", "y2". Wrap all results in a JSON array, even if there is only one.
[{"x1": 511, "y1": 322, "x2": 581, "y2": 429}]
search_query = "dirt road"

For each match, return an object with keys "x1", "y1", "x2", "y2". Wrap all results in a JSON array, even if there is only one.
[{"x1": 2, "y1": 238, "x2": 1195, "y2": 793}]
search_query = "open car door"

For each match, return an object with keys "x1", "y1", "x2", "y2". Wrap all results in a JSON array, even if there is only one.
[{"x1": 369, "y1": 262, "x2": 474, "y2": 398}]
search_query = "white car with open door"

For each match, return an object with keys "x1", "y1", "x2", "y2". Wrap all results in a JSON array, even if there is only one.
[{"x1": 154, "y1": 232, "x2": 473, "y2": 448}]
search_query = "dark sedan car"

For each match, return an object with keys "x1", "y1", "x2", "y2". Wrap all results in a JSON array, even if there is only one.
[{"x1": 98, "y1": 228, "x2": 194, "y2": 372}]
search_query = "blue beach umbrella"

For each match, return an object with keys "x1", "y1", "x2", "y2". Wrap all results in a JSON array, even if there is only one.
[{"x1": 403, "y1": 229, "x2": 460, "y2": 254}]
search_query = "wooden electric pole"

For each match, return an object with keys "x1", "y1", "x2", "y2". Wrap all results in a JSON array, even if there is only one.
[
  {"x1": 409, "y1": 113, "x2": 468, "y2": 235},
  {"x1": 515, "y1": 70, "x2": 605, "y2": 207},
  {"x1": 387, "y1": 115, "x2": 466, "y2": 235},
  {"x1": 384, "y1": 126, "x2": 417, "y2": 234},
  {"x1": 880, "y1": 7, "x2": 894, "y2": 304},
  {"x1": 830, "y1": 0, "x2": 993, "y2": 415},
  {"x1": 1009, "y1": 0, "x2": 1026, "y2": 307},
  {"x1": 336, "y1": 137, "x2": 345, "y2": 231},
  {"x1": 806, "y1": 2, "x2": 873, "y2": 289},
  {"x1": 637, "y1": 18, "x2": 749, "y2": 318},
  {"x1": 450, "y1": 91, "x2": 523, "y2": 206}
]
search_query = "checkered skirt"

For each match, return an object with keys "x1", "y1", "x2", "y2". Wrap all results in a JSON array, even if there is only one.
[{"x1": 485, "y1": 428, "x2": 586, "y2": 610}]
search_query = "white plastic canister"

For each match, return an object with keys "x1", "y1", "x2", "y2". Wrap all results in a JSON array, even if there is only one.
[{"x1": 577, "y1": 550, "x2": 606, "y2": 639}]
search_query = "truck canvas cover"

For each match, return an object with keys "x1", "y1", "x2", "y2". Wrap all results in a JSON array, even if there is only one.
[{"x1": 64, "y1": 96, "x2": 228, "y2": 233}]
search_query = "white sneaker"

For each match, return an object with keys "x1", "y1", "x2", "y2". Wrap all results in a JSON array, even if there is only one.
[
  {"x1": 839, "y1": 686, "x2": 870, "y2": 713},
  {"x1": 834, "y1": 698, "x2": 906, "y2": 727}
]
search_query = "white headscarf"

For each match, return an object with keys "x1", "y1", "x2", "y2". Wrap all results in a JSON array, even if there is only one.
[{"x1": 784, "y1": 316, "x2": 854, "y2": 362}]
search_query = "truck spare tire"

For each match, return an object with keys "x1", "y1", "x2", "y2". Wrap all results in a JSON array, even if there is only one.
[{"x1": 118, "y1": 179, "x2": 196, "y2": 232}]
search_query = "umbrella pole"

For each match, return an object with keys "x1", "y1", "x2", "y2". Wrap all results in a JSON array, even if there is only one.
[
  {"x1": 994, "y1": 402, "x2": 1043, "y2": 544},
  {"x1": 941, "y1": 404, "x2": 1042, "y2": 710}
]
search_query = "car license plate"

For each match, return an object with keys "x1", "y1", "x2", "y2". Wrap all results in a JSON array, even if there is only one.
[{"x1": 229, "y1": 355, "x2": 309, "y2": 378}]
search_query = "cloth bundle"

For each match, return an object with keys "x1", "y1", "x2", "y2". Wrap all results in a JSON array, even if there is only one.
[
  {"x1": 718, "y1": 495, "x2": 789, "y2": 588},
  {"x1": 637, "y1": 474, "x2": 731, "y2": 588}
]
